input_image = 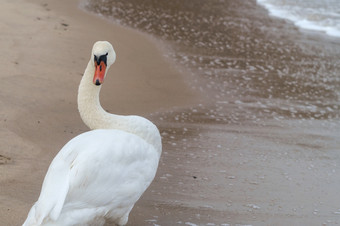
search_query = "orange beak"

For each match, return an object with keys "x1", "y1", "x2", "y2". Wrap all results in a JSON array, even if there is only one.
[{"x1": 93, "y1": 61, "x2": 107, "y2": 86}]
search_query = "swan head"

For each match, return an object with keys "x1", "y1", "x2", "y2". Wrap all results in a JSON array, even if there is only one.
[{"x1": 91, "y1": 41, "x2": 116, "y2": 86}]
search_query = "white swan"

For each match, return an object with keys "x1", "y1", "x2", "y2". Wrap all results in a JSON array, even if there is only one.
[{"x1": 23, "y1": 41, "x2": 162, "y2": 226}]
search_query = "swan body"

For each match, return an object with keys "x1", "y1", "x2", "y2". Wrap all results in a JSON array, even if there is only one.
[{"x1": 23, "y1": 41, "x2": 162, "y2": 226}]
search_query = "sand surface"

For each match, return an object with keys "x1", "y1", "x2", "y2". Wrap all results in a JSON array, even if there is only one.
[{"x1": 1, "y1": 0, "x2": 340, "y2": 226}]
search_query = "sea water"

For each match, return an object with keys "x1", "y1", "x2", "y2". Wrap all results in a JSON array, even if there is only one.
[
  {"x1": 82, "y1": 0, "x2": 339, "y2": 125},
  {"x1": 257, "y1": 0, "x2": 340, "y2": 38}
]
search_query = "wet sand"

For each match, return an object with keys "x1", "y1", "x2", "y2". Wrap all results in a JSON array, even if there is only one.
[{"x1": 1, "y1": 0, "x2": 340, "y2": 226}]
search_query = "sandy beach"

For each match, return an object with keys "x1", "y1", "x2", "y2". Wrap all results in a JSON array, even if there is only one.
[{"x1": 1, "y1": 0, "x2": 340, "y2": 225}]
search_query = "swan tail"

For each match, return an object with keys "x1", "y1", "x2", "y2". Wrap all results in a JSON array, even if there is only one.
[
  {"x1": 23, "y1": 157, "x2": 70, "y2": 225},
  {"x1": 22, "y1": 204, "x2": 37, "y2": 226}
]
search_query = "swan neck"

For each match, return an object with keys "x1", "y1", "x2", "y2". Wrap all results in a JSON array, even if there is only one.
[
  {"x1": 78, "y1": 61, "x2": 108, "y2": 130},
  {"x1": 77, "y1": 60, "x2": 162, "y2": 153}
]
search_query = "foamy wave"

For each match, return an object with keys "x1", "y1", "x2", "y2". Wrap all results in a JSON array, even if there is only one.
[{"x1": 257, "y1": 0, "x2": 340, "y2": 38}]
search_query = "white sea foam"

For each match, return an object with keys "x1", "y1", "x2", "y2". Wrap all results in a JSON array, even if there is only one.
[{"x1": 257, "y1": 0, "x2": 340, "y2": 38}]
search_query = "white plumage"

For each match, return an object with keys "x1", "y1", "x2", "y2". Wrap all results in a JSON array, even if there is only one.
[{"x1": 23, "y1": 41, "x2": 162, "y2": 226}]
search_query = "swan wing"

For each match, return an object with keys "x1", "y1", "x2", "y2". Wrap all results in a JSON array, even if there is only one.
[{"x1": 64, "y1": 129, "x2": 159, "y2": 212}]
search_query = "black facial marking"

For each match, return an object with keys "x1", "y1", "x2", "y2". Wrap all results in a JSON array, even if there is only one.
[{"x1": 94, "y1": 53, "x2": 108, "y2": 66}]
